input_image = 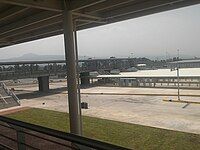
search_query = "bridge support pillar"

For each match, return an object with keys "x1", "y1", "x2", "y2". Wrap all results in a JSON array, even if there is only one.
[
  {"x1": 80, "y1": 72, "x2": 90, "y2": 86},
  {"x1": 38, "y1": 76, "x2": 49, "y2": 92}
]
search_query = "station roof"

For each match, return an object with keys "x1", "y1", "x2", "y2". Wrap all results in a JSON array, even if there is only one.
[
  {"x1": 169, "y1": 59, "x2": 200, "y2": 64},
  {"x1": 98, "y1": 68, "x2": 200, "y2": 78},
  {"x1": 0, "y1": 0, "x2": 199, "y2": 48}
]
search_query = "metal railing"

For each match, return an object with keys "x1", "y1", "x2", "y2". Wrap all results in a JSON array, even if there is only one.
[
  {"x1": 0, "y1": 116, "x2": 130, "y2": 150},
  {"x1": 0, "y1": 82, "x2": 20, "y2": 105}
]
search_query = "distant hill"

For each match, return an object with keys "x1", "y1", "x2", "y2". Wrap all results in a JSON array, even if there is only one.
[{"x1": 0, "y1": 53, "x2": 91, "y2": 62}]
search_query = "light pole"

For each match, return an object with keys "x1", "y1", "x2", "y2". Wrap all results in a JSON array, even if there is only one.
[
  {"x1": 171, "y1": 67, "x2": 180, "y2": 100},
  {"x1": 177, "y1": 67, "x2": 180, "y2": 100},
  {"x1": 131, "y1": 52, "x2": 134, "y2": 58},
  {"x1": 177, "y1": 49, "x2": 180, "y2": 100},
  {"x1": 177, "y1": 49, "x2": 180, "y2": 60},
  {"x1": 171, "y1": 49, "x2": 181, "y2": 101}
]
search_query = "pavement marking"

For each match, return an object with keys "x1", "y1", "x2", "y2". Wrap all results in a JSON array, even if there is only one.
[
  {"x1": 163, "y1": 99, "x2": 200, "y2": 104},
  {"x1": 59, "y1": 92, "x2": 200, "y2": 97}
]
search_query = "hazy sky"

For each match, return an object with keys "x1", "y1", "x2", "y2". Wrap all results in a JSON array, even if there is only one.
[{"x1": 0, "y1": 4, "x2": 200, "y2": 60}]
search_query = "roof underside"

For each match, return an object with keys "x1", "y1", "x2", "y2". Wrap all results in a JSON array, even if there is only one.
[{"x1": 0, "y1": 0, "x2": 199, "y2": 48}]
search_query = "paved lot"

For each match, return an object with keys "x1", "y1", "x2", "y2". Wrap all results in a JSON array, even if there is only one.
[{"x1": 4, "y1": 82, "x2": 200, "y2": 134}]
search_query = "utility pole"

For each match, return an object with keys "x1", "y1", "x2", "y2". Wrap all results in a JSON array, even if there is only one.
[
  {"x1": 171, "y1": 67, "x2": 180, "y2": 101},
  {"x1": 177, "y1": 49, "x2": 180, "y2": 100},
  {"x1": 177, "y1": 49, "x2": 180, "y2": 60},
  {"x1": 177, "y1": 67, "x2": 180, "y2": 100},
  {"x1": 171, "y1": 49, "x2": 181, "y2": 100},
  {"x1": 131, "y1": 52, "x2": 134, "y2": 58}
]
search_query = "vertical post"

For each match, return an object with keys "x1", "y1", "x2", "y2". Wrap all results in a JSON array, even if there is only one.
[
  {"x1": 177, "y1": 51, "x2": 180, "y2": 100},
  {"x1": 74, "y1": 20, "x2": 83, "y2": 135},
  {"x1": 16, "y1": 127, "x2": 26, "y2": 150},
  {"x1": 177, "y1": 49, "x2": 180, "y2": 60},
  {"x1": 63, "y1": 0, "x2": 81, "y2": 135},
  {"x1": 177, "y1": 68, "x2": 180, "y2": 100}
]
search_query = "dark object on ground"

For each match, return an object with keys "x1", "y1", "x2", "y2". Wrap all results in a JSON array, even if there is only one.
[{"x1": 81, "y1": 102, "x2": 88, "y2": 109}]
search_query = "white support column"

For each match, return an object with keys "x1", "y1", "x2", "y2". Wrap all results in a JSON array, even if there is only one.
[
  {"x1": 63, "y1": 0, "x2": 81, "y2": 135},
  {"x1": 74, "y1": 20, "x2": 83, "y2": 135}
]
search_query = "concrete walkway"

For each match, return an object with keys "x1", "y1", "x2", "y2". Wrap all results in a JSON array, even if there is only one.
[{"x1": 4, "y1": 83, "x2": 200, "y2": 134}]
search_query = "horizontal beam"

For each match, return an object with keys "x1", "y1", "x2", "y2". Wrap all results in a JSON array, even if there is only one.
[
  {"x1": 101, "y1": 0, "x2": 182, "y2": 18},
  {"x1": 0, "y1": 6, "x2": 29, "y2": 22},
  {"x1": 0, "y1": 116, "x2": 129, "y2": 150},
  {"x1": 77, "y1": 19, "x2": 106, "y2": 24},
  {"x1": 73, "y1": 12, "x2": 103, "y2": 20},
  {"x1": 0, "y1": 0, "x2": 63, "y2": 12},
  {"x1": 0, "y1": 31, "x2": 63, "y2": 48},
  {"x1": 0, "y1": 11, "x2": 61, "y2": 37},
  {"x1": 82, "y1": 0, "x2": 135, "y2": 13},
  {"x1": 0, "y1": 58, "x2": 136, "y2": 65},
  {"x1": 70, "y1": 0, "x2": 107, "y2": 11},
  {"x1": 77, "y1": 0, "x2": 200, "y2": 30},
  {"x1": 1, "y1": 0, "x2": 107, "y2": 12},
  {"x1": 7, "y1": 23, "x2": 62, "y2": 43},
  {"x1": 104, "y1": 0, "x2": 200, "y2": 22},
  {"x1": 0, "y1": 16, "x2": 62, "y2": 40}
]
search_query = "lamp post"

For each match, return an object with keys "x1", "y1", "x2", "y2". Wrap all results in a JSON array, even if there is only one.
[
  {"x1": 171, "y1": 67, "x2": 180, "y2": 100},
  {"x1": 130, "y1": 52, "x2": 134, "y2": 58},
  {"x1": 171, "y1": 50, "x2": 181, "y2": 101},
  {"x1": 177, "y1": 67, "x2": 180, "y2": 101}
]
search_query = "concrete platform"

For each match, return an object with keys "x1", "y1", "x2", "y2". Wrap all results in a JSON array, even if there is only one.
[{"x1": 5, "y1": 82, "x2": 200, "y2": 134}]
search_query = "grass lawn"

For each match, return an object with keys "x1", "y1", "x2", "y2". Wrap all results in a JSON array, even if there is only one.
[{"x1": 6, "y1": 108, "x2": 200, "y2": 150}]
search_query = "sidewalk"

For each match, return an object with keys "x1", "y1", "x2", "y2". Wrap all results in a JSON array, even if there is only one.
[{"x1": 0, "y1": 106, "x2": 30, "y2": 115}]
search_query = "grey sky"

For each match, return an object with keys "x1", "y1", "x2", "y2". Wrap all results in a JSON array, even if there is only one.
[{"x1": 0, "y1": 4, "x2": 200, "y2": 60}]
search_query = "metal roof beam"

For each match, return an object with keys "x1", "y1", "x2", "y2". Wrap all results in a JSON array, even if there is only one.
[
  {"x1": 102, "y1": 0, "x2": 183, "y2": 19},
  {"x1": 0, "y1": 31, "x2": 63, "y2": 48},
  {"x1": 73, "y1": 12, "x2": 103, "y2": 20},
  {"x1": 0, "y1": 16, "x2": 62, "y2": 40},
  {"x1": 0, "y1": 6, "x2": 29, "y2": 22},
  {"x1": 0, "y1": 0, "x2": 63, "y2": 12},
  {"x1": 8, "y1": 24, "x2": 63, "y2": 42},
  {"x1": 76, "y1": 19, "x2": 106, "y2": 24},
  {"x1": 70, "y1": 0, "x2": 107, "y2": 11},
  {"x1": 82, "y1": 0, "x2": 135, "y2": 13},
  {"x1": 77, "y1": 0, "x2": 200, "y2": 30},
  {"x1": 1, "y1": 24, "x2": 63, "y2": 47},
  {"x1": 105, "y1": 0, "x2": 200, "y2": 23},
  {"x1": 0, "y1": 0, "x2": 107, "y2": 12},
  {"x1": 0, "y1": 11, "x2": 61, "y2": 37}
]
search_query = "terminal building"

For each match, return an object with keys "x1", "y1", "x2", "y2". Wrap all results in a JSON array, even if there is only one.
[
  {"x1": 96, "y1": 68, "x2": 200, "y2": 89},
  {"x1": 168, "y1": 59, "x2": 200, "y2": 68}
]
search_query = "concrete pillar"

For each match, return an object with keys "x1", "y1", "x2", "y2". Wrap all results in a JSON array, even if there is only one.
[
  {"x1": 80, "y1": 72, "x2": 90, "y2": 85},
  {"x1": 143, "y1": 78, "x2": 146, "y2": 86},
  {"x1": 38, "y1": 76, "x2": 49, "y2": 92},
  {"x1": 63, "y1": 1, "x2": 81, "y2": 135},
  {"x1": 153, "y1": 79, "x2": 156, "y2": 87},
  {"x1": 91, "y1": 78, "x2": 94, "y2": 84}
]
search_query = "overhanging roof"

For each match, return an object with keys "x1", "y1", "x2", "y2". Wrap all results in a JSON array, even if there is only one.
[
  {"x1": 169, "y1": 59, "x2": 200, "y2": 64},
  {"x1": 0, "y1": 0, "x2": 200, "y2": 48}
]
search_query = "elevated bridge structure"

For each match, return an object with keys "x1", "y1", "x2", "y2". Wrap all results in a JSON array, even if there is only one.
[
  {"x1": 0, "y1": 58, "x2": 138, "y2": 81},
  {"x1": 0, "y1": 0, "x2": 199, "y2": 147}
]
